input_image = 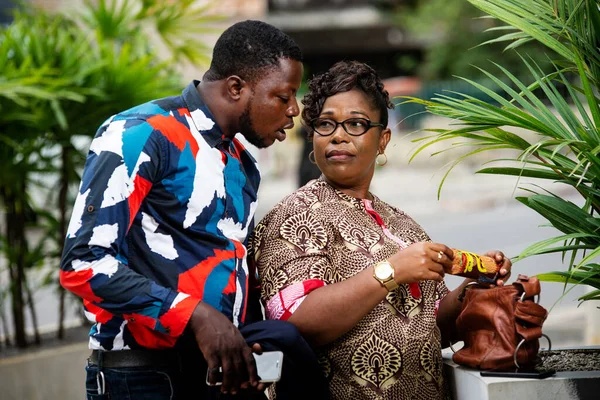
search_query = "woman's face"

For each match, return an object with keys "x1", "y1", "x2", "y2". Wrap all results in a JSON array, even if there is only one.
[{"x1": 312, "y1": 89, "x2": 391, "y2": 191}]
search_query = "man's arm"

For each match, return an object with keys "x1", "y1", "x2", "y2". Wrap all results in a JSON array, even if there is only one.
[
  {"x1": 60, "y1": 118, "x2": 199, "y2": 341},
  {"x1": 61, "y1": 117, "x2": 262, "y2": 393}
]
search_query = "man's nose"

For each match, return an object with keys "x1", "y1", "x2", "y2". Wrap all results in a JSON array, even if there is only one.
[{"x1": 286, "y1": 98, "x2": 300, "y2": 117}]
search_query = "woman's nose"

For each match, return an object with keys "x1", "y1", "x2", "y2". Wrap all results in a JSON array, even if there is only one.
[{"x1": 330, "y1": 124, "x2": 349, "y2": 143}]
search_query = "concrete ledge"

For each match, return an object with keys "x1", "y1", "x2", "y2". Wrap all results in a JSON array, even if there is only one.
[
  {"x1": 0, "y1": 342, "x2": 88, "y2": 400},
  {"x1": 443, "y1": 349, "x2": 600, "y2": 400}
]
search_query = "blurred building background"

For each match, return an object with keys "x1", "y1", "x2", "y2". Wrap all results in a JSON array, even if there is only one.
[{"x1": 266, "y1": 0, "x2": 421, "y2": 79}]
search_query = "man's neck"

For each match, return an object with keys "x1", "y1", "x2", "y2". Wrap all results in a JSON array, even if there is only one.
[{"x1": 195, "y1": 81, "x2": 238, "y2": 140}]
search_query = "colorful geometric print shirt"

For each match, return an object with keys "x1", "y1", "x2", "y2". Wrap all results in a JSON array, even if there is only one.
[{"x1": 60, "y1": 81, "x2": 260, "y2": 351}]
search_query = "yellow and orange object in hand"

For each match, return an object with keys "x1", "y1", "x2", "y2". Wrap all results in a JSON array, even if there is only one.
[{"x1": 449, "y1": 249, "x2": 500, "y2": 282}]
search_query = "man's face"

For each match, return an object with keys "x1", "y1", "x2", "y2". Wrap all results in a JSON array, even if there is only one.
[{"x1": 239, "y1": 58, "x2": 303, "y2": 149}]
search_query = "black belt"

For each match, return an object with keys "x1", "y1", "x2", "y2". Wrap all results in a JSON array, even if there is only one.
[{"x1": 88, "y1": 349, "x2": 184, "y2": 368}]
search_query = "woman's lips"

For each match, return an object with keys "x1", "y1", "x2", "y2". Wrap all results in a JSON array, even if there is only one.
[{"x1": 326, "y1": 150, "x2": 354, "y2": 161}]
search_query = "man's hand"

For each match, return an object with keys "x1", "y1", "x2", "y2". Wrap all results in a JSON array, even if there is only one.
[{"x1": 189, "y1": 302, "x2": 259, "y2": 394}]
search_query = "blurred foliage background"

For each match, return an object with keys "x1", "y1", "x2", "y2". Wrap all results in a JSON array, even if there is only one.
[
  {"x1": 0, "y1": 0, "x2": 220, "y2": 348},
  {"x1": 391, "y1": 0, "x2": 553, "y2": 80}
]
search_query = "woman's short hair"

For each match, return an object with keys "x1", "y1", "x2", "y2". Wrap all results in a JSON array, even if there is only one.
[{"x1": 301, "y1": 61, "x2": 394, "y2": 139}]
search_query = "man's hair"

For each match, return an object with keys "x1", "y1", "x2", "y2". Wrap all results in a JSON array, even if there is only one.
[
  {"x1": 203, "y1": 20, "x2": 303, "y2": 83},
  {"x1": 301, "y1": 61, "x2": 394, "y2": 139}
]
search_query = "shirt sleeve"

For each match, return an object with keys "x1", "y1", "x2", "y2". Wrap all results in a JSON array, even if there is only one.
[
  {"x1": 249, "y1": 199, "x2": 337, "y2": 321},
  {"x1": 59, "y1": 117, "x2": 200, "y2": 341}
]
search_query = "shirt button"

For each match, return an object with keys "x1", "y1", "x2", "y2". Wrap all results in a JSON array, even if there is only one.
[
  {"x1": 87, "y1": 205, "x2": 95, "y2": 212},
  {"x1": 129, "y1": 318, "x2": 135, "y2": 323}
]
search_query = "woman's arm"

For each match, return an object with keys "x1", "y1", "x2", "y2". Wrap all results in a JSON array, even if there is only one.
[
  {"x1": 287, "y1": 265, "x2": 388, "y2": 346},
  {"x1": 288, "y1": 242, "x2": 454, "y2": 347}
]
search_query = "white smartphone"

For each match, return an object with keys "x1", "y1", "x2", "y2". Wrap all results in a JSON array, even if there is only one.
[{"x1": 206, "y1": 350, "x2": 284, "y2": 385}]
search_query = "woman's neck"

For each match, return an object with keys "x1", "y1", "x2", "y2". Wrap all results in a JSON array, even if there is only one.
[{"x1": 324, "y1": 177, "x2": 373, "y2": 201}]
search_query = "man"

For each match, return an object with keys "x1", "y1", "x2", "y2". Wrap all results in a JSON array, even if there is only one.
[{"x1": 61, "y1": 20, "x2": 327, "y2": 399}]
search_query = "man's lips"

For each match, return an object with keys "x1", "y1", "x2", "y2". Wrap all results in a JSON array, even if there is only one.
[
  {"x1": 275, "y1": 129, "x2": 286, "y2": 141},
  {"x1": 275, "y1": 123, "x2": 294, "y2": 142}
]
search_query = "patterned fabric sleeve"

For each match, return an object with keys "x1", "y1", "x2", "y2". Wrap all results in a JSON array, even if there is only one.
[
  {"x1": 60, "y1": 118, "x2": 199, "y2": 342},
  {"x1": 265, "y1": 279, "x2": 326, "y2": 321},
  {"x1": 250, "y1": 198, "x2": 336, "y2": 320}
]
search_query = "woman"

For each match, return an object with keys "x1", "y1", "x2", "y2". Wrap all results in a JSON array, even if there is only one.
[{"x1": 248, "y1": 61, "x2": 512, "y2": 399}]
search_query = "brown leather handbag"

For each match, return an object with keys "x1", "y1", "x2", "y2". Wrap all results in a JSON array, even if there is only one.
[{"x1": 452, "y1": 274, "x2": 550, "y2": 370}]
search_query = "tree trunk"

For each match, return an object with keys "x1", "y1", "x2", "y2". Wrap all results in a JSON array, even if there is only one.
[
  {"x1": 24, "y1": 276, "x2": 40, "y2": 345},
  {"x1": 4, "y1": 184, "x2": 28, "y2": 348},
  {"x1": 0, "y1": 288, "x2": 11, "y2": 348},
  {"x1": 57, "y1": 144, "x2": 70, "y2": 340}
]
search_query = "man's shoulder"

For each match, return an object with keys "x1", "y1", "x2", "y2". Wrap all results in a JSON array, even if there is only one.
[{"x1": 109, "y1": 94, "x2": 185, "y2": 125}]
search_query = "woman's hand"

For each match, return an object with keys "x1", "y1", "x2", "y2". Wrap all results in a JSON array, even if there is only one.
[
  {"x1": 484, "y1": 250, "x2": 512, "y2": 286},
  {"x1": 389, "y1": 242, "x2": 454, "y2": 284}
]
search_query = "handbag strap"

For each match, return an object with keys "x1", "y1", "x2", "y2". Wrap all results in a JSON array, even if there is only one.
[
  {"x1": 513, "y1": 275, "x2": 548, "y2": 352},
  {"x1": 512, "y1": 274, "x2": 541, "y2": 300}
]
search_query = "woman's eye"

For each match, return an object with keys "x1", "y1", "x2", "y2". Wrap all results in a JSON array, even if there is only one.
[
  {"x1": 318, "y1": 120, "x2": 334, "y2": 129},
  {"x1": 350, "y1": 120, "x2": 367, "y2": 128}
]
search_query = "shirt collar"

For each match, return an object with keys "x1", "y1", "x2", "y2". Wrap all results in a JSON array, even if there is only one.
[{"x1": 182, "y1": 80, "x2": 227, "y2": 148}]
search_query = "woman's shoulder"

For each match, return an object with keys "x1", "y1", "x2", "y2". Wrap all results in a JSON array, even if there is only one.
[
  {"x1": 268, "y1": 179, "x2": 333, "y2": 213},
  {"x1": 372, "y1": 195, "x2": 408, "y2": 217},
  {"x1": 257, "y1": 180, "x2": 322, "y2": 225},
  {"x1": 373, "y1": 196, "x2": 431, "y2": 239}
]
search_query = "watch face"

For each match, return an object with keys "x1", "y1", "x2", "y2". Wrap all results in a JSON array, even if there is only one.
[{"x1": 375, "y1": 262, "x2": 393, "y2": 279}]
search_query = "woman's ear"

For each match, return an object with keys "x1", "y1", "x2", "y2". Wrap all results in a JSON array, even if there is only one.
[{"x1": 379, "y1": 128, "x2": 392, "y2": 154}]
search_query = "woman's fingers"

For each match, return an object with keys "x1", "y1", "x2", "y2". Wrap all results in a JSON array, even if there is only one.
[
  {"x1": 484, "y1": 250, "x2": 512, "y2": 286},
  {"x1": 428, "y1": 262, "x2": 446, "y2": 280},
  {"x1": 427, "y1": 245, "x2": 453, "y2": 273}
]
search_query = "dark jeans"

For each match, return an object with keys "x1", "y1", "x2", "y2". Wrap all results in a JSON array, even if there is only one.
[{"x1": 85, "y1": 320, "x2": 329, "y2": 399}]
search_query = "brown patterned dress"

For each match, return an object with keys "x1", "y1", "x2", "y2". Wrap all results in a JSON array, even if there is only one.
[{"x1": 248, "y1": 177, "x2": 449, "y2": 400}]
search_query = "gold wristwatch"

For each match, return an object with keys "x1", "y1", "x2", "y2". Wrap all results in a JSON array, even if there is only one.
[{"x1": 373, "y1": 260, "x2": 399, "y2": 291}]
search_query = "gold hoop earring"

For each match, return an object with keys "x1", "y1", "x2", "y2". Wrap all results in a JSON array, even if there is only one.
[
  {"x1": 376, "y1": 152, "x2": 388, "y2": 166},
  {"x1": 309, "y1": 150, "x2": 317, "y2": 165}
]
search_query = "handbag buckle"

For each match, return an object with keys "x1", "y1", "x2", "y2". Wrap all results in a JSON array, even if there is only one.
[
  {"x1": 520, "y1": 290, "x2": 540, "y2": 304},
  {"x1": 513, "y1": 334, "x2": 552, "y2": 368}
]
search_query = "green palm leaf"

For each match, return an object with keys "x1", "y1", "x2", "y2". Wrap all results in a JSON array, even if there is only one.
[{"x1": 407, "y1": 0, "x2": 600, "y2": 301}]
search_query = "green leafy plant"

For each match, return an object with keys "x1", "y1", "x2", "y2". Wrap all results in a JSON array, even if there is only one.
[
  {"x1": 0, "y1": 13, "x2": 87, "y2": 347},
  {"x1": 404, "y1": 0, "x2": 600, "y2": 303},
  {"x1": 80, "y1": 0, "x2": 223, "y2": 66},
  {"x1": 0, "y1": 0, "x2": 219, "y2": 347}
]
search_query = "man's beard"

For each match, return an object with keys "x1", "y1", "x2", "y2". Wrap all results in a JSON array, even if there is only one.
[{"x1": 239, "y1": 101, "x2": 269, "y2": 149}]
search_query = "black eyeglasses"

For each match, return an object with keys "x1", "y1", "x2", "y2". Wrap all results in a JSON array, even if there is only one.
[{"x1": 311, "y1": 118, "x2": 384, "y2": 137}]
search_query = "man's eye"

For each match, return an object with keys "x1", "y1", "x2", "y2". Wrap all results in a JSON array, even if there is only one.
[{"x1": 279, "y1": 96, "x2": 289, "y2": 103}]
